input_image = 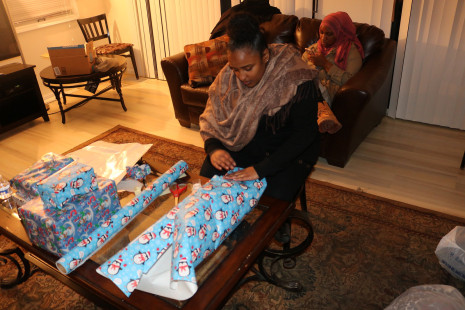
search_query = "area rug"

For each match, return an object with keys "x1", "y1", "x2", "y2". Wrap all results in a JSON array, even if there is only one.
[{"x1": 1, "y1": 125, "x2": 465, "y2": 310}]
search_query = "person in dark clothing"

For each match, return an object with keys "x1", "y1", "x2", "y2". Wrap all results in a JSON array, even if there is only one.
[
  {"x1": 210, "y1": 0, "x2": 281, "y2": 39},
  {"x1": 199, "y1": 13, "x2": 320, "y2": 202}
]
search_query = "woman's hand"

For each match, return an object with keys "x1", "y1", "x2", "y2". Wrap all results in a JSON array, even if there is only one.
[
  {"x1": 309, "y1": 53, "x2": 333, "y2": 72},
  {"x1": 210, "y1": 149, "x2": 236, "y2": 171},
  {"x1": 224, "y1": 167, "x2": 259, "y2": 181}
]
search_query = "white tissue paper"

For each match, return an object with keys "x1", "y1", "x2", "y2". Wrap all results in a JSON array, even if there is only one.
[{"x1": 67, "y1": 141, "x2": 152, "y2": 185}]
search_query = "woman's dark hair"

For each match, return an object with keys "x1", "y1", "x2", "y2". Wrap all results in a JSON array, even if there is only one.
[{"x1": 226, "y1": 13, "x2": 267, "y2": 54}]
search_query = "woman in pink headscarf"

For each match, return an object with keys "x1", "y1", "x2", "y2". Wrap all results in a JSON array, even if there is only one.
[{"x1": 302, "y1": 11, "x2": 364, "y2": 134}]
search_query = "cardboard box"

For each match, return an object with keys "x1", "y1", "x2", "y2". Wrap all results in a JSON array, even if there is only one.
[{"x1": 47, "y1": 42, "x2": 95, "y2": 76}]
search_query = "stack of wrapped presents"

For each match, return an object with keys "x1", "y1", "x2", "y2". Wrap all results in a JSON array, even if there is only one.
[{"x1": 12, "y1": 153, "x2": 122, "y2": 256}]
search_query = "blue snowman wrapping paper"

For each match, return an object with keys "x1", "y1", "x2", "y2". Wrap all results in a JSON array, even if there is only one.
[
  {"x1": 18, "y1": 177, "x2": 121, "y2": 256},
  {"x1": 125, "y1": 164, "x2": 151, "y2": 181},
  {"x1": 37, "y1": 161, "x2": 98, "y2": 209},
  {"x1": 10, "y1": 152, "x2": 74, "y2": 201},
  {"x1": 56, "y1": 160, "x2": 188, "y2": 274},
  {"x1": 96, "y1": 168, "x2": 266, "y2": 299}
]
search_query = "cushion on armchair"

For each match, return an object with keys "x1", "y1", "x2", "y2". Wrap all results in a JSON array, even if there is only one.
[
  {"x1": 184, "y1": 34, "x2": 230, "y2": 88},
  {"x1": 95, "y1": 43, "x2": 134, "y2": 55}
]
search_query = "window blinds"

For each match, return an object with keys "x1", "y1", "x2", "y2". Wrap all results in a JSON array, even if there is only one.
[{"x1": 5, "y1": 0, "x2": 73, "y2": 25}]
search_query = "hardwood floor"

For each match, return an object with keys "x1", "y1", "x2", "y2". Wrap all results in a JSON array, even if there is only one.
[{"x1": 1, "y1": 75, "x2": 464, "y2": 218}]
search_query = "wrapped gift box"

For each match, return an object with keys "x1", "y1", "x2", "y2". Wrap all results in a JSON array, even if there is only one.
[
  {"x1": 125, "y1": 163, "x2": 151, "y2": 181},
  {"x1": 37, "y1": 161, "x2": 98, "y2": 209},
  {"x1": 18, "y1": 177, "x2": 121, "y2": 256},
  {"x1": 10, "y1": 153, "x2": 74, "y2": 201}
]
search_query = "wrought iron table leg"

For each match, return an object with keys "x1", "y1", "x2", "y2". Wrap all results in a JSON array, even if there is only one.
[
  {"x1": 60, "y1": 84, "x2": 67, "y2": 105},
  {"x1": 111, "y1": 72, "x2": 127, "y2": 111},
  {"x1": 235, "y1": 208, "x2": 314, "y2": 292},
  {"x1": 264, "y1": 209, "x2": 314, "y2": 258},
  {"x1": 276, "y1": 219, "x2": 297, "y2": 269},
  {"x1": 49, "y1": 86, "x2": 66, "y2": 124},
  {"x1": 0, "y1": 247, "x2": 33, "y2": 289}
]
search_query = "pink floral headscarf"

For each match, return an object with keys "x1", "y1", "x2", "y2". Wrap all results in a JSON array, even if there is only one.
[{"x1": 317, "y1": 11, "x2": 365, "y2": 70}]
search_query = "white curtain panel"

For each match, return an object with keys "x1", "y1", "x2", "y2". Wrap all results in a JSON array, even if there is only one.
[
  {"x1": 294, "y1": 0, "x2": 315, "y2": 19},
  {"x1": 134, "y1": 0, "x2": 156, "y2": 78},
  {"x1": 395, "y1": 0, "x2": 465, "y2": 130},
  {"x1": 163, "y1": 0, "x2": 220, "y2": 54},
  {"x1": 270, "y1": 0, "x2": 313, "y2": 18},
  {"x1": 141, "y1": 0, "x2": 220, "y2": 79}
]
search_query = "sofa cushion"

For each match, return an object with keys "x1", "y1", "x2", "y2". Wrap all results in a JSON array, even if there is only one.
[
  {"x1": 260, "y1": 14, "x2": 298, "y2": 44},
  {"x1": 184, "y1": 35, "x2": 229, "y2": 88},
  {"x1": 180, "y1": 84, "x2": 209, "y2": 108}
]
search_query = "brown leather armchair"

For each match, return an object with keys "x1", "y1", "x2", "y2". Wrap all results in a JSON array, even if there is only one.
[{"x1": 161, "y1": 14, "x2": 396, "y2": 167}]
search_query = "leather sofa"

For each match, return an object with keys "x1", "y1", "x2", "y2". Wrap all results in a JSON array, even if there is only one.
[{"x1": 161, "y1": 14, "x2": 397, "y2": 167}]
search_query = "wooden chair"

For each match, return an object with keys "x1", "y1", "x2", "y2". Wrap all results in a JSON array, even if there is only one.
[{"x1": 77, "y1": 14, "x2": 139, "y2": 79}]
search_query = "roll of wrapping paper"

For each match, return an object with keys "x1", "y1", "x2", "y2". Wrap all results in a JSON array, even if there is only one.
[{"x1": 56, "y1": 160, "x2": 188, "y2": 274}]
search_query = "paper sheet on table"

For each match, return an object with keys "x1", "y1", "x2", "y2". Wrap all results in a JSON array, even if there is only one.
[
  {"x1": 136, "y1": 246, "x2": 197, "y2": 300},
  {"x1": 67, "y1": 141, "x2": 152, "y2": 184}
]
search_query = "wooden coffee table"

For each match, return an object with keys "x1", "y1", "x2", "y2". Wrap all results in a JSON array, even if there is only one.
[
  {"x1": 40, "y1": 55, "x2": 127, "y2": 124},
  {"x1": 0, "y1": 160, "x2": 293, "y2": 309}
]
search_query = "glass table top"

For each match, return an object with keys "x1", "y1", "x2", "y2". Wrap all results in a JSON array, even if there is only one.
[{"x1": 87, "y1": 172, "x2": 266, "y2": 306}]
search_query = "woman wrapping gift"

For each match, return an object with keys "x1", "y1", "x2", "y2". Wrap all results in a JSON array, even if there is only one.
[
  {"x1": 199, "y1": 13, "x2": 320, "y2": 202},
  {"x1": 302, "y1": 11, "x2": 365, "y2": 134}
]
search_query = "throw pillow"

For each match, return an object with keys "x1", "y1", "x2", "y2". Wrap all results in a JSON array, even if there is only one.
[{"x1": 184, "y1": 35, "x2": 229, "y2": 88}]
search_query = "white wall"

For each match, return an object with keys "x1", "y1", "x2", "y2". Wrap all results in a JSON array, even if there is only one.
[
  {"x1": 104, "y1": 0, "x2": 144, "y2": 77},
  {"x1": 19, "y1": 22, "x2": 86, "y2": 101}
]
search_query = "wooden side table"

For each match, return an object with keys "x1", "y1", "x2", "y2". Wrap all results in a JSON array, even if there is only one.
[{"x1": 0, "y1": 63, "x2": 49, "y2": 134}]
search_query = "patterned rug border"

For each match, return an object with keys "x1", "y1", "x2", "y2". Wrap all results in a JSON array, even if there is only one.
[
  {"x1": 307, "y1": 177, "x2": 465, "y2": 225},
  {"x1": 64, "y1": 125, "x2": 204, "y2": 156},
  {"x1": 90, "y1": 125, "x2": 465, "y2": 224}
]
